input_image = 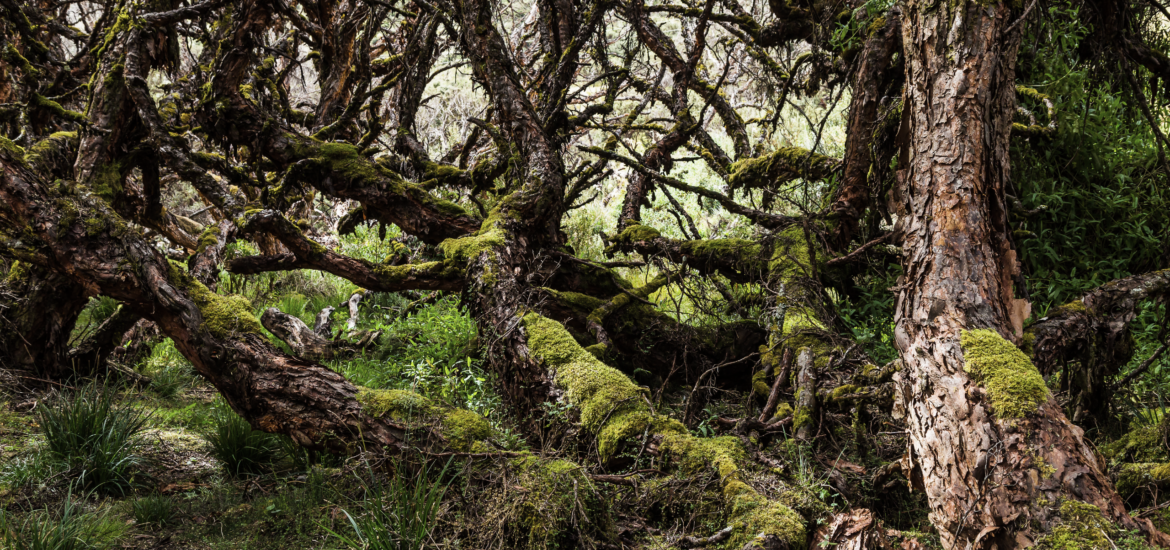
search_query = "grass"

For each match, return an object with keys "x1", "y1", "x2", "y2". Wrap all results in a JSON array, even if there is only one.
[
  {"x1": 330, "y1": 459, "x2": 452, "y2": 550},
  {"x1": 0, "y1": 486, "x2": 123, "y2": 550},
  {"x1": 201, "y1": 400, "x2": 281, "y2": 477},
  {"x1": 132, "y1": 494, "x2": 176, "y2": 526},
  {"x1": 37, "y1": 384, "x2": 150, "y2": 496}
]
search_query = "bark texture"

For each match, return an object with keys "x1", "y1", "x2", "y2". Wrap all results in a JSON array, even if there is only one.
[{"x1": 892, "y1": 3, "x2": 1167, "y2": 547}]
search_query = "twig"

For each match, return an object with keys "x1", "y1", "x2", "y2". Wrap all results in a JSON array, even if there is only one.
[
  {"x1": 825, "y1": 233, "x2": 893, "y2": 266},
  {"x1": 1113, "y1": 341, "x2": 1170, "y2": 390}
]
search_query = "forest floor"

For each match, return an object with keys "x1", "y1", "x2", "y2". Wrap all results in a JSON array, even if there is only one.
[{"x1": 2, "y1": 286, "x2": 1168, "y2": 549}]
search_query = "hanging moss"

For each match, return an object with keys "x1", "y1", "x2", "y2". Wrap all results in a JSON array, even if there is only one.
[
  {"x1": 166, "y1": 261, "x2": 264, "y2": 338},
  {"x1": 960, "y1": 329, "x2": 1049, "y2": 419}
]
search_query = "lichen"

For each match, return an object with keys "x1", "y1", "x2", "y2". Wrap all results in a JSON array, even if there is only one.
[
  {"x1": 960, "y1": 329, "x2": 1049, "y2": 418},
  {"x1": 166, "y1": 260, "x2": 264, "y2": 338}
]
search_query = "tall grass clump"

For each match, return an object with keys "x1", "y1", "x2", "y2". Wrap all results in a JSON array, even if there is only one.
[
  {"x1": 142, "y1": 339, "x2": 195, "y2": 399},
  {"x1": 202, "y1": 401, "x2": 281, "y2": 477},
  {"x1": 330, "y1": 459, "x2": 452, "y2": 550},
  {"x1": 38, "y1": 384, "x2": 149, "y2": 495},
  {"x1": 0, "y1": 486, "x2": 122, "y2": 549}
]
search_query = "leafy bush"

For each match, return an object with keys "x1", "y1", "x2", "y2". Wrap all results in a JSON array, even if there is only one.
[
  {"x1": 38, "y1": 384, "x2": 149, "y2": 495},
  {"x1": 330, "y1": 459, "x2": 452, "y2": 550},
  {"x1": 202, "y1": 401, "x2": 281, "y2": 477}
]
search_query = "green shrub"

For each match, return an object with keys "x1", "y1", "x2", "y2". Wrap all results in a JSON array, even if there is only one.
[
  {"x1": 202, "y1": 401, "x2": 281, "y2": 477},
  {"x1": 38, "y1": 384, "x2": 149, "y2": 495}
]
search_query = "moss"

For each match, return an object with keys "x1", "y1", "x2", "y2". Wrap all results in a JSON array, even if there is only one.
[
  {"x1": 960, "y1": 329, "x2": 1049, "y2": 419},
  {"x1": 1033, "y1": 500, "x2": 1154, "y2": 550},
  {"x1": 440, "y1": 409, "x2": 491, "y2": 451},
  {"x1": 615, "y1": 222, "x2": 661, "y2": 242},
  {"x1": 728, "y1": 147, "x2": 836, "y2": 191},
  {"x1": 523, "y1": 312, "x2": 805, "y2": 548},
  {"x1": 492, "y1": 455, "x2": 616, "y2": 549},
  {"x1": 0, "y1": 136, "x2": 27, "y2": 164},
  {"x1": 584, "y1": 343, "x2": 608, "y2": 360},
  {"x1": 1100, "y1": 425, "x2": 1169, "y2": 464},
  {"x1": 828, "y1": 384, "x2": 859, "y2": 402},
  {"x1": 357, "y1": 388, "x2": 490, "y2": 451},
  {"x1": 194, "y1": 225, "x2": 221, "y2": 255},
  {"x1": 166, "y1": 261, "x2": 264, "y2": 338},
  {"x1": 752, "y1": 369, "x2": 771, "y2": 397},
  {"x1": 371, "y1": 260, "x2": 461, "y2": 287},
  {"x1": 91, "y1": 161, "x2": 125, "y2": 201},
  {"x1": 1116, "y1": 463, "x2": 1170, "y2": 498},
  {"x1": 681, "y1": 238, "x2": 764, "y2": 269},
  {"x1": 773, "y1": 402, "x2": 793, "y2": 420},
  {"x1": 1049, "y1": 300, "x2": 1088, "y2": 317},
  {"x1": 439, "y1": 209, "x2": 507, "y2": 261},
  {"x1": 25, "y1": 131, "x2": 77, "y2": 169},
  {"x1": 522, "y1": 313, "x2": 647, "y2": 434},
  {"x1": 356, "y1": 388, "x2": 435, "y2": 417},
  {"x1": 30, "y1": 93, "x2": 87, "y2": 124}
]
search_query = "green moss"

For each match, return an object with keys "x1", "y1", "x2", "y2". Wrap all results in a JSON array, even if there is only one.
[
  {"x1": 91, "y1": 161, "x2": 124, "y2": 201},
  {"x1": 960, "y1": 329, "x2": 1049, "y2": 418},
  {"x1": 1100, "y1": 425, "x2": 1169, "y2": 464},
  {"x1": 724, "y1": 483, "x2": 807, "y2": 550},
  {"x1": 681, "y1": 238, "x2": 764, "y2": 269},
  {"x1": 356, "y1": 388, "x2": 435, "y2": 417},
  {"x1": 773, "y1": 402, "x2": 793, "y2": 420},
  {"x1": 1049, "y1": 300, "x2": 1088, "y2": 317},
  {"x1": 615, "y1": 222, "x2": 661, "y2": 242},
  {"x1": 195, "y1": 225, "x2": 221, "y2": 255},
  {"x1": 728, "y1": 147, "x2": 836, "y2": 190},
  {"x1": 752, "y1": 369, "x2": 771, "y2": 397},
  {"x1": 440, "y1": 408, "x2": 491, "y2": 451},
  {"x1": 31, "y1": 93, "x2": 87, "y2": 124},
  {"x1": 25, "y1": 131, "x2": 77, "y2": 169},
  {"x1": 0, "y1": 136, "x2": 27, "y2": 164},
  {"x1": 1116, "y1": 463, "x2": 1170, "y2": 498},
  {"x1": 371, "y1": 260, "x2": 461, "y2": 287},
  {"x1": 357, "y1": 388, "x2": 490, "y2": 451},
  {"x1": 166, "y1": 261, "x2": 264, "y2": 338},
  {"x1": 659, "y1": 434, "x2": 746, "y2": 480},
  {"x1": 522, "y1": 313, "x2": 646, "y2": 434},
  {"x1": 439, "y1": 209, "x2": 507, "y2": 261},
  {"x1": 1033, "y1": 500, "x2": 1154, "y2": 550},
  {"x1": 493, "y1": 455, "x2": 616, "y2": 549}
]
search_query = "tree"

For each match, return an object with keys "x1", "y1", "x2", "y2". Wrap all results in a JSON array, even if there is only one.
[{"x1": 3, "y1": 0, "x2": 1170, "y2": 547}]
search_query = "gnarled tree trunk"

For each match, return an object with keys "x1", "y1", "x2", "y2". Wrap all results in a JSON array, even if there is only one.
[{"x1": 893, "y1": 2, "x2": 1167, "y2": 547}]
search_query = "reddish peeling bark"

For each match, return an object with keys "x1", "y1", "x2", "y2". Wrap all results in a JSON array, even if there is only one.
[{"x1": 892, "y1": 2, "x2": 1168, "y2": 547}]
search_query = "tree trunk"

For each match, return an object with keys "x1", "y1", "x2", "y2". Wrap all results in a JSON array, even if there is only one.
[
  {"x1": 0, "y1": 262, "x2": 89, "y2": 378},
  {"x1": 893, "y1": 2, "x2": 1167, "y2": 547}
]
